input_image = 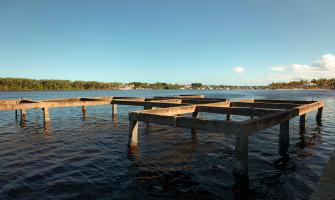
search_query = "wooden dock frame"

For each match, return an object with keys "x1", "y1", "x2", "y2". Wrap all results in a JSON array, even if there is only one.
[
  {"x1": 0, "y1": 96, "x2": 324, "y2": 182},
  {"x1": 128, "y1": 98, "x2": 324, "y2": 178}
]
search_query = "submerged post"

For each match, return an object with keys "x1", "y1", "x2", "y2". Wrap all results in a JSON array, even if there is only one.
[
  {"x1": 279, "y1": 120, "x2": 289, "y2": 156},
  {"x1": 299, "y1": 114, "x2": 306, "y2": 130},
  {"x1": 191, "y1": 111, "x2": 199, "y2": 135},
  {"x1": 112, "y1": 104, "x2": 118, "y2": 119},
  {"x1": 128, "y1": 120, "x2": 139, "y2": 149},
  {"x1": 316, "y1": 107, "x2": 323, "y2": 122},
  {"x1": 227, "y1": 114, "x2": 232, "y2": 121},
  {"x1": 82, "y1": 106, "x2": 87, "y2": 115},
  {"x1": 43, "y1": 107, "x2": 50, "y2": 123},
  {"x1": 234, "y1": 131, "x2": 249, "y2": 176},
  {"x1": 20, "y1": 109, "x2": 27, "y2": 121}
]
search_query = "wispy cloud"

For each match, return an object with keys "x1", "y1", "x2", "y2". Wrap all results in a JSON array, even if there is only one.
[
  {"x1": 233, "y1": 66, "x2": 246, "y2": 74},
  {"x1": 268, "y1": 53, "x2": 335, "y2": 82}
]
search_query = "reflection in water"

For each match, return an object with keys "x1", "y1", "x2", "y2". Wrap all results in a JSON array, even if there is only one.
[{"x1": 44, "y1": 122, "x2": 52, "y2": 135}]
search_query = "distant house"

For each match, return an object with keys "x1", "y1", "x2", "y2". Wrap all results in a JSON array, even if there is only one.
[{"x1": 303, "y1": 83, "x2": 318, "y2": 89}]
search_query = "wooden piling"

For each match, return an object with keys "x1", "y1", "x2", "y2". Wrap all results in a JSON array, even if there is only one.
[
  {"x1": 227, "y1": 114, "x2": 232, "y2": 121},
  {"x1": 234, "y1": 131, "x2": 249, "y2": 176},
  {"x1": 300, "y1": 114, "x2": 306, "y2": 130},
  {"x1": 20, "y1": 109, "x2": 27, "y2": 121},
  {"x1": 43, "y1": 107, "x2": 50, "y2": 123},
  {"x1": 82, "y1": 106, "x2": 87, "y2": 114},
  {"x1": 191, "y1": 111, "x2": 199, "y2": 135},
  {"x1": 112, "y1": 104, "x2": 118, "y2": 119},
  {"x1": 279, "y1": 120, "x2": 289, "y2": 156},
  {"x1": 128, "y1": 120, "x2": 139, "y2": 148}
]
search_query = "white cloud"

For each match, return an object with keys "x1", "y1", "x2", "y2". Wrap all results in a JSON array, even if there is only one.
[
  {"x1": 267, "y1": 53, "x2": 335, "y2": 82},
  {"x1": 233, "y1": 66, "x2": 246, "y2": 74},
  {"x1": 270, "y1": 66, "x2": 287, "y2": 72}
]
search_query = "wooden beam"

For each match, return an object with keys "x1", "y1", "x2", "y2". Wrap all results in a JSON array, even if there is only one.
[
  {"x1": 230, "y1": 102, "x2": 302, "y2": 109},
  {"x1": 196, "y1": 106, "x2": 281, "y2": 117},
  {"x1": 175, "y1": 117, "x2": 242, "y2": 134},
  {"x1": 135, "y1": 105, "x2": 196, "y2": 116},
  {"x1": 129, "y1": 112, "x2": 177, "y2": 126}
]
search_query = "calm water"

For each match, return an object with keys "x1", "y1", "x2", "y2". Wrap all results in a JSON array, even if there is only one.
[{"x1": 0, "y1": 90, "x2": 334, "y2": 200}]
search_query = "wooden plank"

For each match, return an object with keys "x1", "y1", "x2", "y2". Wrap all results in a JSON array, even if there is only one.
[
  {"x1": 175, "y1": 117, "x2": 242, "y2": 134},
  {"x1": 230, "y1": 102, "x2": 302, "y2": 109},
  {"x1": 135, "y1": 105, "x2": 196, "y2": 116},
  {"x1": 242, "y1": 109, "x2": 295, "y2": 135},
  {"x1": 254, "y1": 99, "x2": 316, "y2": 104},
  {"x1": 196, "y1": 106, "x2": 281, "y2": 117},
  {"x1": 129, "y1": 112, "x2": 177, "y2": 126}
]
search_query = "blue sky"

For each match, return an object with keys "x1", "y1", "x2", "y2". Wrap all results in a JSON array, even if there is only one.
[{"x1": 0, "y1": 0, "x2": 334, "y2": 85}]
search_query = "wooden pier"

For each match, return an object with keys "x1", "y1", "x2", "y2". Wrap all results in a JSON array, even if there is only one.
[{"x1": 0, "y1": 95, "x2": 324, "y2": 180}]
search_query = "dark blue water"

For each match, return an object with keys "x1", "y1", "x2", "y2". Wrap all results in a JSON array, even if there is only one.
[{"x1": 0, "y1": 90, "x2": 334, "y2": 200}]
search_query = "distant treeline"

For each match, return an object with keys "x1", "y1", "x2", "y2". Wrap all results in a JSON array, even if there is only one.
[
  {"x1": 1, "y1": 77, "x2": 335, "y2": 91},
  {"x1": 0, "y1": 78, "x2": 122, "y2": 90},
  {"x1": 269, "y1": 78, "x2": 335, "y2": 89}
]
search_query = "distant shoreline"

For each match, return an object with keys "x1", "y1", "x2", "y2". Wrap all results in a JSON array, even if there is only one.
[{"x1": 0, "y1": 88, "x2": 331, "y2": 92}]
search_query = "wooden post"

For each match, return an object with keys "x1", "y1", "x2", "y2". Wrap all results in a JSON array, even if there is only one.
[
  {"x1": 128, "y1": 120, "x2": 139, "y2": 148},
  {"x1": 227, "y1": 114, "x2": 232, "y2": 121},
  {"x1": 82, "y1": 106, "x2": 87, "y2": 114},
  {"x1": 43, "y1": 107, "x2": 50, "y2": 123},
  {"x1": 299, "y1": 114, "x2": 306, "y2": 130},
  {"x1": 234, "y1": 131, "x2": 249, "y2": 176},
  {"x1": 20, "y1": 109, "x2": 27, "y2": 121},
  {"x1": 279, "y1": 120, "x2": 289, "y2": 156},
  {"x1": 316, "y1": 107, "x2": 323, "y2": 122},
  {"x1": 15, "y1": 110, "x2": 18, "y2": 120},
  {"x1": 191, "y1": 111, "x2": 199, "y2": 135},
  {"x1": 112, "y1": 104, "x2": 118, "y2": 119}
]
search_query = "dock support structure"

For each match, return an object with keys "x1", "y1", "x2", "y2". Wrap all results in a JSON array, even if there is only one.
[
  {"x1": 227, "y1": 114, "x2": 232, "y2": 121},
  {"x1": 82, "y1": 106, "x2": 87, "y2": 115},
  {"x1": 112, "y1": 104, "x2": 118, "y2": 119},
  {"x1": 279, "y1": 120, "x2": 289, "y2": 156},
  {"x1": 316, "y1": 107, "x2": 323, "y2": 122},
  {"x1": 20, "y1": 109, "x2": 27, "y2": 121},
  {"x1": 128, "y1": 120, "x2": 139, "y2": 149},
  {"x1": 234, "y1": 131, "x2": 249, "y2": 177},
  {"x1": 43, "y1": 107, "x2": 50, "y2": 123},
  {"x1": 300, "y1": 114, "x2": 306, "y2": 130},
  {"x1": 191, "y1": 111, "x2": 199, "y2": 136}
]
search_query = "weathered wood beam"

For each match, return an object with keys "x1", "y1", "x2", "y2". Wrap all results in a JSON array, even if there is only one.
[
  {"x1": 242, "y1": 110, "x2": 295, "y2": 135},
  {"x1": 196, "y1": 106, "x2": 281, "y2": 117},
  {"x1": 254, "y1": 99, "x2": 316, "y2": 104},
  {"x1": 175, "y1": 117, "x2": 242, "y2": 134},
  {"x1": 135, "y1": 105, "x2": 196, "y2": 116},
  {"x1": 129, "y1": 112, "x2": 177, "y2": 126},
  {"x1": 230, "y1": 102, "x2": 302, "y2": 109},
  {"x1": 296, "y1": 101, "x2": 324, "y2": 116}
]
